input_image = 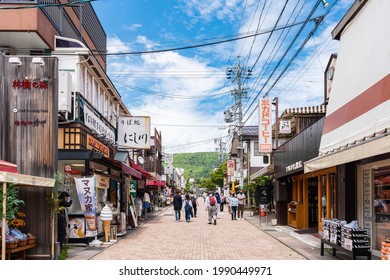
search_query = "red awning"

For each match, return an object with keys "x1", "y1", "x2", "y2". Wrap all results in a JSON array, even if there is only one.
[
  {"x1": 130, "y1": 162, "x2": 154, "y2": 179},
  {"x1": 0, "y1": 160, "x2": 18, "y2": 173},
  {"x1": 121, "y1": 163, "x2": 142, "y2": 179},
  {"x1": 146, "y1": 180, "x2": 166, "y2": 187}
]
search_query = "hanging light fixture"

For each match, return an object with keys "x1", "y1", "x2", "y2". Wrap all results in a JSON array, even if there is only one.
[{"x1": 321, "y1": 0, "x2": 328, "y2": 8}]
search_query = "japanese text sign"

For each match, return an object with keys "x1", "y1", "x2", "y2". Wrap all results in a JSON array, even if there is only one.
[
  {"x1": 75, "y1": 177, "x2": 97, "y2": 237},
  {"x1": 117, "y1": 116, "x2": 151, "y2": 149},
  {"x1": 226, "y1": 160, "x2": 235, "y2": 176},
  {"x1": 258, "y1": 98, "x2": 273, "y2": 153}
]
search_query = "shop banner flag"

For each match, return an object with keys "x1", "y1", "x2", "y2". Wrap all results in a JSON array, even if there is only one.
[{"x1": 75, "y1": 177, "x2": 97, "y2": 237}]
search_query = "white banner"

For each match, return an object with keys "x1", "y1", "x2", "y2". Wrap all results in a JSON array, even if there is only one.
[
  {"x1": 75, "y1": 177, "x2": 97, "y2": 237},
  {"x1": 84, "y1": 105, "x2": 115, "y2": 143},
  {"x1": 258, "y1": 98, "x2": 272, "y2": 153},
  {"x1": 117, "y1": 116, "x2": 151, "y2": 149}
]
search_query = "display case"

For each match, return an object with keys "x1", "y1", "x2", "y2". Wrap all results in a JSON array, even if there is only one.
[
  {"x1": 374, "y1": 174, "x2": 390, "y2": 251},
  {"x1": 288, "y1": 201, "x2": 304, "y2": 228}
]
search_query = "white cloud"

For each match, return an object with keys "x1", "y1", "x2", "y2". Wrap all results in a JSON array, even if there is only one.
[
  {"x1": 106, "y1": 36, "x2": 230, "y2": 153},
  {"x1": 122, "y1": 23, "x2": 143, "y2": 32}
]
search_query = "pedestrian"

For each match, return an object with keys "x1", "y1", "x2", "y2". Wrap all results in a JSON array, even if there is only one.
[
  {"x1": 229, "y1": 193, "x2": 239, "y2": 220},
  {"x1": 220, "y1": 193, "x2": 225, "y2": 212},
  {"x1": 226, "y1": 192, "x2": 232, "y2": 214},
  {"x1": 190, "y1": 191, "x2": 198, "y2": 217},
  {"x1": 173, "y1": 189, "x2": 183, "y2": 222},
  {"x1": 214, "y1": 190, "x2": 221, "y2": 217},
  {"x1": 182, "y1": 194, "x2": 193, "y2": 223},
  {"x1": 237, "y1": 189, "x2": 246, "y2": 220},
  {"x1": 205, "y1": 191, "x2": 218, "y2": 225},
  {"x1": 143, "y1": 191, "x2": 151, "y2": 220},
  {"x1": 57, "y1": 191, "x2": 73, "y2": 250}
]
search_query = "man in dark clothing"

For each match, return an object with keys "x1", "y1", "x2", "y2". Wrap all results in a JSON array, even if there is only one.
[
  {"x1": 57, "y1": 191, "x2": 73, "y2": 250},
  {"x1": 173, "y1": 190, "x2": 183, "y2": 222}
]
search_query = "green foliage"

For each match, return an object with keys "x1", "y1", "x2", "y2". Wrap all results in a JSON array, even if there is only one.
[
  {"x1": 57, "y1": 245, "x2": 70, "y2": 260},
  {"x1": 173, "y1": 152, "x2": 227, "y2": 183},
  {"x1": 48, "y1": 171, "x2": 64, "y2": 213},
  {"x1": 0, "y1": 183, "x2": 24, "y2": 221}
]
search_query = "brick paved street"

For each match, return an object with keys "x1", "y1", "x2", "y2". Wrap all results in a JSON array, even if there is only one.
[{"x1": 91, "y1": 199, "x2": 306, "y2": 260}]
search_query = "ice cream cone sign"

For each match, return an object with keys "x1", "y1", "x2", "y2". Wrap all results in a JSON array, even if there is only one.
[{"x1": 100, "y1": 204, "x2": 113, "y2": 243}]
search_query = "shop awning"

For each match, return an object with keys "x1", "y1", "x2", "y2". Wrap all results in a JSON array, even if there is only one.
[
  {"x1": 130, "y1": 162, "x2": 154, "y2": 179},
  {"x1": 0, "y1": 171, "x2": 55, "y2": 187},
  {"x1": 0, "y1": 160, "x2": 18, "y2": 173},
  {"x1": 121, "y1": 163, "x2": 142, "y2": 179},
  {"x1": 250, "y1": 165, "x2": 274, "y2": 180},
  {"x1": 146, "y1": 180, "x2": 166, "y2": 187},
  {"x1": 304, "y1": 132, "x2": 390, "y2": 173}
]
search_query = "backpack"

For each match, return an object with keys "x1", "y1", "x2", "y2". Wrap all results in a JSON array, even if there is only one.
[
  {"x1": 185, "y1": 201, "x2": 192, "y2": 212},
  {"x1": 209, "y1": 196, "x2": 216, "y2": 206}
]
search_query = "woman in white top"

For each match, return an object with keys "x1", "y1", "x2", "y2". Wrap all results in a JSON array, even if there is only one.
[{"x1": 229, "y1": 193, "x2": 239, "y2": 220}]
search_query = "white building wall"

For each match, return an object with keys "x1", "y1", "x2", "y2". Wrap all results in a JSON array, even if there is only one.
[{"x1": 320, "y1": 1, "x2": 390, "y2": 154}]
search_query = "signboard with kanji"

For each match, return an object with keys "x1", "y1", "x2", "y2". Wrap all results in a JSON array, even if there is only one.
[
  {"x1": 258, "y1": 98, "x2": 273, "y2": 153},
  {"x1": 117, "y1": 116, "x2": 151, "y2": 149}
]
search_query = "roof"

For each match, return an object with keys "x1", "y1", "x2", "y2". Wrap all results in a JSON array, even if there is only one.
[{"x1": 332, "y1": 0, "x2": 368, "y2": 40}]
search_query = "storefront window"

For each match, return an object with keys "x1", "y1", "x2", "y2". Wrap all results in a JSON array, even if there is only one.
[{"x1": 373, "y1": 166, "x2": 390, "y2": 251}]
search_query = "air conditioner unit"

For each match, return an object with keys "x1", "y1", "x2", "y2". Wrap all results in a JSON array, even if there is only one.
[{"x1": 58, "y1": 71, "x2": 73, "y2": 113}]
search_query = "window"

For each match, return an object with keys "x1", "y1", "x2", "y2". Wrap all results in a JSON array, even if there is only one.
[{"x1": 254, "y1": 141, "x2": 260, "y2": 156}]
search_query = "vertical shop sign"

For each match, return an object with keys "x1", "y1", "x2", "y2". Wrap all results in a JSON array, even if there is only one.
[
  {"x1": 258, "y1": 98, "x2": 272, "y2": 153},
  {"x1": 226, "y1": 160, "x2": 235, "y2": 176},
  {"x1": 129, "y1": 180, "x2": 137, "y2": 205},
  {"x1": 117, "y1": 116, "x2": 151, "y2": 149},
  {"x1": 75, "y1": 177, "x2": 97, "y2": 237},
  {"x1": 363, "y1": 170, "x2": 371, "y2": 235}
]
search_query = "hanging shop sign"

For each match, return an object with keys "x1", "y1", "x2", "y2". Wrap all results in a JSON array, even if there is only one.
[
  {"x1": 164, "y1": 153, "x2": 173, "y2": 164},
  {"x1": 87, "y1": 134, "x2": 109, "y2": 157},
  {"x1": 258, "y1": 98, "x2": 272, "y2": 153},
  {"x1": 74, "y1": 177, "x2": 97, "y2": 237},
  {"x1": 83, "y1": 104, "x2": 115, "y2": 144},
  {"x1": 95, "y1": 174, "x2": 109, "y2": 189},
  {"x1": 279, "y1": 120, "x2": 291, "y2": 134},
  {"x1": 285, "y1": 161, "x2": 303, "y2": 173},
  {"x1": 117, "y1": 116, "x2": 151, "y2": 149},
  {"x1": 227, "y1": 160, "x2": 235, "y2": 176}
]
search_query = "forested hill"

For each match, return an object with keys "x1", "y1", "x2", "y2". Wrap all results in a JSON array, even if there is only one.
[{"x1": 173, "y1": 152, "x2": 222, "y2": 180}]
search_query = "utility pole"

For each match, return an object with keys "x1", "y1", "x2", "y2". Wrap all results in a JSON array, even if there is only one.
[
  {"x1": 226, "y1": 57, "x2": 251, "y2": 189},
  {"x1": 214, "y1": 137, "x2": 226, "y2": 165}
]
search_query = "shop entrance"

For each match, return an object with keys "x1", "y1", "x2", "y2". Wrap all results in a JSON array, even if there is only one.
[{"x1": 308, "y1": 177, "x2": 318, "y2": 227}]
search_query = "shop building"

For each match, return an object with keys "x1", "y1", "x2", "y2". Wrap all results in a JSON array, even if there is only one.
[
  {"x1": 0, "y1": 1, "x2": 143, "y2": 257},
  {"x1": 304, "y1": 0, "x2": 390, "y2": 257}
]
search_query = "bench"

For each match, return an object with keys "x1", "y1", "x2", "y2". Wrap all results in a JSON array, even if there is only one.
[
  {"x1": 6, "y1": 243, "x2": 36, "y2": 260},
  {"x1": 320, "y1": 239, "x2": 371, "y2": 260}
]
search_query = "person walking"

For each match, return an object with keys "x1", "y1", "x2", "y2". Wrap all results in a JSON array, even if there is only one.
[
  {"x1": 205, "y1": 191, "x2": 218, "y2": 225},
  {"x1": 237, "y1": 189, "x2": 246, "y2": 220},
  {"x1": 173, "y1": 190, "x2": 183, "y2": 222},
  {"x1": 229, "y1": 193, "x2": 239, "y2": 220},
  {"x1": 143, "y1": 191, "x2": 151, "y2": 220},
  {"x1": 190, "y1": 191, "x2": 198, "y2": 217},
  {"x1": 220, "y1": 193, "x2": 225, "y2": 212},
  {"x1": 57, "y1": 191, "x2": 73, "y2": 250},
  {"x1": 182, "y1": 194, "x2": 193, "y2": 223}
]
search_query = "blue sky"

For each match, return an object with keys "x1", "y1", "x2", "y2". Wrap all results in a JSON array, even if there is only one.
[{"x1": 91, "y1": 0, "x2": 353, "y2": 154}]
